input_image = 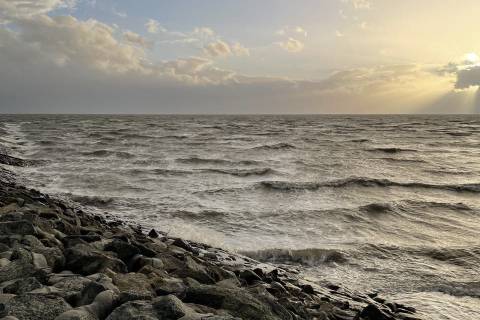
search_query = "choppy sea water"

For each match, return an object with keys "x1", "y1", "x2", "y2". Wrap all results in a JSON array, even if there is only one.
[{"x1": 1, "y1": 114, "x2": 480, "y2": 319}]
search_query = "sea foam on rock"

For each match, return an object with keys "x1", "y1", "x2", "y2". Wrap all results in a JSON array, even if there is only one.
[{"x1": 0, "y1": 153, "x2": 420, "y2": 320}]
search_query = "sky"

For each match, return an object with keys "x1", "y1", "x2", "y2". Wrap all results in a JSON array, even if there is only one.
[{"x1": 1, "y1": 0, "x2": 480, "y2": 114}]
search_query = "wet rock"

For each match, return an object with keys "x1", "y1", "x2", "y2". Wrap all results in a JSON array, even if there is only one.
[
  {"x1": 359, "y1": 304, "x2": 394, "y2": 320},
  {"x1": 171, "y1": 239, "x2": 195, "y2": 253},
  {"x1": 65, "y1": 244, "x2": 127, "y2": 275},
  {"x1": 239, "y1": 269, "x2": 262, "y2": 285},
  {"x1": 168, "y1": 255, "x2": 215, "y2": 284},
  {"x1": 104, "y1": 239, "x2": 140, "y2": 263},
  {"x1": 184, "y1": 284, "x2": 279, "y2": 320},
  {"x1": 0, "y1": 294, "x2": 71, "y2": 320},
  {"x1": 129, "y1": 254, "x2": 163, "y2": 272},
  {"x1": 148, "y1": 229, "x2": 159, "y2": 238}
]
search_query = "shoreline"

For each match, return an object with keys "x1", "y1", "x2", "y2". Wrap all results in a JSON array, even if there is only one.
[{"x1": 0, "y1": 152, "x2": 419, "y2": 320}]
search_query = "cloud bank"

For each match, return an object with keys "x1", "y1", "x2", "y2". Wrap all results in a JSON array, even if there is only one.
[{"x1": 0, "y1": 0, "x2": 476, "y2": 114}]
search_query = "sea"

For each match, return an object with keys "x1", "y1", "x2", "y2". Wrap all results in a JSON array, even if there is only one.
[{"x1": 0, "y1": 114, "x2": 479, "y2": 320}]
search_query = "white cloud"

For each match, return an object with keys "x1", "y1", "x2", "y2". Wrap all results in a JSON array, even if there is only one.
[
  {"x1": 0, "y1": 0, "x2": 75, "y2": 21},
  {"x1": 277, "y1": 38, "x2": 304, "y2": 53},
  {"x1": 123, "y1": 30, "x2": 152, "y2": 49},
  {"x1": 145, "y1": 18, "x2": 164, "y2": 34},
  {"x1": 203, "y1": 40, "x2": 249, "y2": 58},
  {"x1": 276, "y1": 26, "x2": 307, "y2": 38},
  {"x1": 342, "y1": 0, "x2": 371, "y2": 9},
  {"x1": 336, "y1": 30, "x2": 344, "y2": 37}
]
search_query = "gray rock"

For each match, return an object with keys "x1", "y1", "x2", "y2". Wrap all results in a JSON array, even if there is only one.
[
  {"x1": 152, "y1": 295, "x2": 187, "y2": 319},
  {"x1": 184, "y1": 284, "x2": 280, "y2": 320},
  {"x1": 152, "y1": 276, "x2": 186, "y2": 297},
  {"x1": 106, "y1": 300, "x2": 157, "y2": 320},
  {"x1": 112, "y1": 272, "x2": 154, "y2": 303},
  {"x1": 0, "y1": 294, "x2": 71, "y2": 320},
  {"x1": 104, "y1": 240, "x2": 139, "y2": 263},
  {"x1": 56, "y1": 290, "x2": 117, "y2": 320},
  {"x1": 65, "y1": 244, "x2": 127, "y2": 275},
  {"x1": 239, "y1": 269, "x2": 262, "y2": 285},
  {"x1": 3, "y1": 277, "x2": 42, "y2": 295},
  {"x1": 0, "y1": 221, "x2": 36, "y2": 236}
]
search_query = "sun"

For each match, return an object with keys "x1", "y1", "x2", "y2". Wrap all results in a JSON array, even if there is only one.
[{"x1": 465, "y1": 52, "x2": 479, "y2": 63}]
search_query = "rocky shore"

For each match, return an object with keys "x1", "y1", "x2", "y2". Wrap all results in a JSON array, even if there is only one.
[{"x1": 0, "y1": 153, "x2": 420, "y2": 320}]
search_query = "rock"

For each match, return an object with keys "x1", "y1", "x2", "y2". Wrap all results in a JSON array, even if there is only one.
[
  {"x1": 151, "y1": 276, "x2": 186, "y2": 297},
  {"x1": 56, "y1": 290, "x2": 117, "y2": 320},
  {"x1": 359, "y1": 304, "x2": 394, "y2": 320},
  {"x1": 106, "y1": 300, "x2": 156, "y2": 320},
  {"x1": 104, "y1": 240, "x2": 139, "y2": 263},
  {"x1": 65, "y1": 244, "x2": 127, "y2": 275},
  {"x1": 0, "y1": 203, "x2": 19, "y2": 215},
  {"x1": 239, "y1": 269, "x2": 262, "y2": 285},
  {"x1": 152, "y1": 295, "x2": 187, "y2": 319},
  {"x1": 0, "y1": 250, "x2": 36, "y2": 283},
  {"x1": 112, "y1": 272, "x2": 154, "y2": 303},
  {"x1": 3, "y1": 277, "x2": 43, "y2": 295},
  {"x1": 106, "y1": 295, "x2": 189, "y2": 320},
  {"x1": 171, "y1": 239, "x2": 195, "y2": 253},
  {"x1": 301, "y1": 284, "x2": 315, "y2": 294},
  {"x1": 184, "y1": 284, "x2": 279, "y2": 320},
  {"x1": 0, "y1": 221, "x2": 36, "y2": 235},
  {"x1": 129, "y1": 254, "x2": 163, "y2": 272},
  {"x1": 167, "y1": 255, "x2": 214, "y2": 284},
  {"x1": 0, "y1": 294, "x2": 71, "y2": 320},
  {"x1": 148, "y1": 229, "x2": 159, "y2": 238}
]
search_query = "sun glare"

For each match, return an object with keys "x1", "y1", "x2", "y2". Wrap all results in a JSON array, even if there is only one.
[{"x1": 465, "y1": 52, "x2": 479, "y2": 63}]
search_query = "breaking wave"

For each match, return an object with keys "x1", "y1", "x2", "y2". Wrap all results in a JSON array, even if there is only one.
[
  {"x1": 241, "y1": 248, "x2": 348, "y2": 266},
  {"x1": 259, "y1": 177, "x2": 480, "y2": 193}
]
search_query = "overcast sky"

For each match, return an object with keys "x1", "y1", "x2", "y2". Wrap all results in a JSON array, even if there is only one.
[{"x1": 1, "y1": 0, "x2": 480, "y2": 114}]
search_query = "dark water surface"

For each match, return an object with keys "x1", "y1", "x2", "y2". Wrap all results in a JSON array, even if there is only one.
[{"x1": 1, "y1": 114, "x2": 480, "y2": 319}]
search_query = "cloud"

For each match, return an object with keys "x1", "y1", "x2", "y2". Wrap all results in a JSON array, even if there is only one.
[
  {"x1": 0, "y1": 0, "x2": 75, "y2": 21},
  {"x1": 454, "y1": 66, "x2": 480, "y2": 90},
  {"x1": 277, "y1": 38, "x2": 304, "y2": 53},
  {"x1": 342, "y1": 0, "x2": 371, "y2": 9},
  {"x1": 203, "y1": 40, "x2": 249, "y2": 57},
  {"x1": 437, "y1": 56, "x2": 480, "y2": 90},
  {"x1": 123, "y1": 30, "x2": 153, "y2": 49},
  {"x1": 276, "y1": 26, "x2": 307, "y2": 38},
  {"x1": 145, "y1": 18, "x2": 164, "y2": 34}
]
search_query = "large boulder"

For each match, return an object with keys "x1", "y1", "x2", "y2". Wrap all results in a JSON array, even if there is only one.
[
  {"x1": 106, "y1": 295, "x2": 189, "y2": 320},
  {"x1": 0, "y1": 221, "x2": 36, "y2": 236},
  {"x1": 0, "y1": 294, "x2": 71, "y2": 320},
  {"x1": 112, "y1": 273, "x2": 154, "y2": 303},
  {"x1": 65, "y1": 244, "x2": 127, "y2": 275},
  {"x1": 184, "y1": 284, "x2": 280, "y2": 320}
]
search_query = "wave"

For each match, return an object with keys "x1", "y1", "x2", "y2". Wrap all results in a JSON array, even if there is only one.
[
  {"x1": 380, "y1": 157, "x2": 427, "y2": 164},
  {"x1": 127, "y1": 168, "x2": 193, "y2": 176},
  {"x1": 81, "y1": 150, "x2": 135, "y2": 159},
  {"x1": 241, "y1": 248, "x2": 348, "y2": 266},
  {"x1": 69, "y1": 194, "x2": 115, "y2": 207},
  {"x1": 176, "y1": 157, "x2": 261, "y2": 166},
  {"x1": 359, "y1": 202, "x2": 394, "y2": 213},
  {"x1": 368, "y1": 147, "x2": 418, "y2": 153},
  {"x1": 201, "y1": 167, "x2": 275, "y2": 177},
  {"x1": 259, "y1": 177, "x2": 480, "y2": 193},
  {"x1": 251, "y1": 143, "x2": 296, "y2": 150}
]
